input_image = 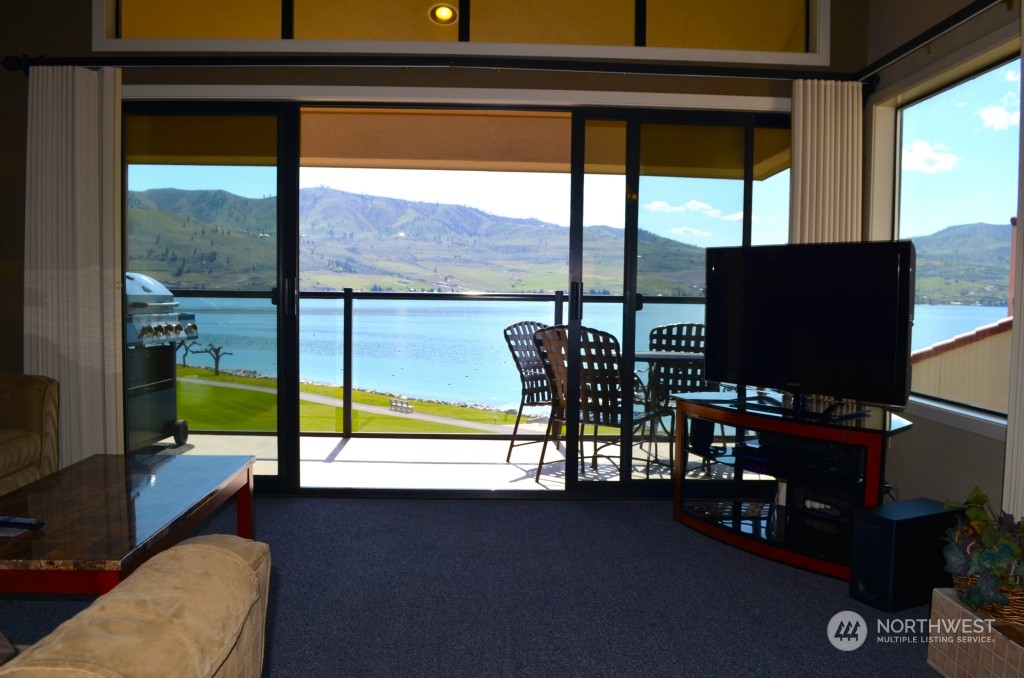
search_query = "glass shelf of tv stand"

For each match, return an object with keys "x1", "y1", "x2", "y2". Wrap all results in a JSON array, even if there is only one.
[
  {"x1": 672, "y1": 389, "x2": 913, "y2": 578},
  {"x1": 679, "y1": 451, "x2": 858, "y2": 568},
  {"x1": 673, "y1": 388, "x2": 912, "y2": 435}
]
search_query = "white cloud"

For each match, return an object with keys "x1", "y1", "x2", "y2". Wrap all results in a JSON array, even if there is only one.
[
  {"x1": 722, "y1": 212, "x2": 745, "y2": 222},
  {"x1": 685, "y1": 199, "x2": 721, "y2": 218},
  {"x1": 644, "y1": 200, "x2": 686, "y2": 213},
  {"x1": 902, "y1": 139, "x2": 959, "y2": 174},
  {"x1": 644, "y1": 199, "x2": 723, "y2": 219},
  {"x1": 979, "y1": 105, "x2": 1020, "y2": 131},
  {"x1": 671, "y1": 226, "x2": 713, "y2": 238},
  {"x1": 977, "y1": 78, "x2": 1020, "y2": 131}
]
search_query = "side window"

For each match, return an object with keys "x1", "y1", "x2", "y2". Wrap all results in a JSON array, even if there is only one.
[{"x1": 897, "y1": 59, "x2": 1020, "y2": 413}]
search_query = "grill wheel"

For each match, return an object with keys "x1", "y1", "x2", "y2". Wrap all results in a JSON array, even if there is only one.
[{"x1": 173, "y1": 419, "x2": 189, "y2": 446}]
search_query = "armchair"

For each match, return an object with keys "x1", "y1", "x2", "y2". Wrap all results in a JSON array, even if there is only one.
[{"x1": 0, "y1": 374, "x2": 59, "y2": 495}]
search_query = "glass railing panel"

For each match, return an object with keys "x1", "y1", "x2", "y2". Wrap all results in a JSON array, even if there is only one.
[
  {"x1": 298, "y1": 297, "x2": 347, "y2": 433},
  {"x1": 347, "y1": 297, "x2": 557, "y2": 434},
  {"x1": 165, "y1": 295, "x2": 280, "y2": 475}
]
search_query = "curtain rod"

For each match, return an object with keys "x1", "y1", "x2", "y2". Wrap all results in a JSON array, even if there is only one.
[{"x1": 0, "y1": 53, "x2": 857, "y2": 83}]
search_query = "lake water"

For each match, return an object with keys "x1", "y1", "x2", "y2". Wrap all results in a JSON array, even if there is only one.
[{"x1": 176, "y1": 298, "x2": 1010, "y2": 411}]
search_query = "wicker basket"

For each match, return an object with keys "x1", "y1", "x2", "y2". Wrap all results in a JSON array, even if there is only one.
[{"x1": 953, "y1": 575, "x2": 1024, "y2": 625}]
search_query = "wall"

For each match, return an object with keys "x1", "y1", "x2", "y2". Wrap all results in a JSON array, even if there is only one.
[
  {"x1": 888, "y1": 402, "x2": 1005, "y2": 509},
  {"x1": 866, "y1": 0, "x2": 985, "y2": 66}
]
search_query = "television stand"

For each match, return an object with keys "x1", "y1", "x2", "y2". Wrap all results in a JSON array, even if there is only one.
[
  {"x1": 743, "y1": 391, "x2": 869, "y2": 424},
  {"x1": 672, "y1": 390, "x2": 912, "y2": 580}
]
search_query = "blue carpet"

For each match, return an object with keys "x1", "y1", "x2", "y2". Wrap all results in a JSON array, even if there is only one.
[{"x1": 1, "y1": 497, "x2": 939, "y2": 677}]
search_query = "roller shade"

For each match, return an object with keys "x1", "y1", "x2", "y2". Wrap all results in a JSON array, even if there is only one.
[{"x1": 125, "y1": 115, "x2": 278, "y2": 166}]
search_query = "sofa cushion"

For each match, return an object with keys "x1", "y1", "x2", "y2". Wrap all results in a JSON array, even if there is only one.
[
  {"x1": 0, "y1": 535, "x2": 270, "y2": 678},
  {"x1": 0, "y1": 430, "x2": 38, "y2": 478}
]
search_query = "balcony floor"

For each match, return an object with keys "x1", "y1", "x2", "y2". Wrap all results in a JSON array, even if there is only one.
[{"x1": 163, "y1": 433, "x2": 673, "y2": 491}]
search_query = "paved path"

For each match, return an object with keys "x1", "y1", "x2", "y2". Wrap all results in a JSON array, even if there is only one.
[{"x1": 179, "y1": 377, "x2": 541, "y2": 434}]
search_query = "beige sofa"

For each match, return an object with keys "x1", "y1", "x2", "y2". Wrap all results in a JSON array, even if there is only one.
[
  {"x1": 0, "y1": 534, "x2": 271, "y2": 678},
  {"x1": 0, "y1": 374, "x2": 59, "y2": 496}
]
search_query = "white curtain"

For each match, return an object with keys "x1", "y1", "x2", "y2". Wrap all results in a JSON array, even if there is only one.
[
  {"x1": 24, "y1": 66, "x2": 123, "y2": 467},
  {"x1": 790, "y1": 79, "x2": 863, "y2": 244}
]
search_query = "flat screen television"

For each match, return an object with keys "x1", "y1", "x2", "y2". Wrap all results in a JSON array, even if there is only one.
[{"x1": 704, "y1": 241, "x2": 916, "y2": 411}]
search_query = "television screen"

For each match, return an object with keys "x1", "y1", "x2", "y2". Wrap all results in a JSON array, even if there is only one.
[{"x1": 704, "y1": 241, "x2": 916, "y2": 410}]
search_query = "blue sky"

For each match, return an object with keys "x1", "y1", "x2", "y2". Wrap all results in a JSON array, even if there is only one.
[
  {"x1": 898, "y1": 59, "x2": 1021, "y2": 238},
  {"x1": 129, "y1": 58, "x2": 1021, "y2": 248}
]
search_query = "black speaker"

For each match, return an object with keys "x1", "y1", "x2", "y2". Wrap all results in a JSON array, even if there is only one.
[{"x1": 849, "y1": 497, "x2": 962, "y2": 612}]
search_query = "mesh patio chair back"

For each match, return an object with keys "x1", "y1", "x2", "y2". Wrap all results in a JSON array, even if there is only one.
[
  {"x1": 641, "y1": 323, "x2": 714, "y2": 470},
  {"x1": 503, "y1": 321, "x2": 555, "y2": 462},
  {"x1": 531, "y1": 325, "x2": 570, "y2": 480},
  {"x1": 648, "y1": 322, "x2": 707, "y2": 395},
  {"x1": 647, "y1": 322, "x2": 725, "y2": 471},
  {"x1": 531, "y1": 325, "x2": 656, "y2": 481},
  {"x1": 578, "y1": 325, "x2": 625, "y2": 428}
]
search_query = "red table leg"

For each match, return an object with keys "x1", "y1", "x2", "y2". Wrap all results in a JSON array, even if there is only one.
[{"x1": 235, "y1": 466, "x2": 255, "y2": 539}]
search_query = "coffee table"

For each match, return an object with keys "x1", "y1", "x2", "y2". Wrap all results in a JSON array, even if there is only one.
[{"x1": 0, "y1": 453, "x2": 255, "y2": 595}]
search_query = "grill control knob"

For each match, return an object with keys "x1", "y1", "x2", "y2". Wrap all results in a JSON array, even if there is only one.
[
  {"x1": 185, "y1": 323, "x2": 198, "y2": 335},
  {"x1": 139, "y1": 325, "x2": 155, "y2": 338}
]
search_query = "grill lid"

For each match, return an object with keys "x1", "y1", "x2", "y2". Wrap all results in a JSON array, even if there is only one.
[
  {"x1": 125, "y1": 273, "x2": 198, "y2": 347},
  {"x1": 125, "y1": 272, "x2": 177, "y2": 312}
]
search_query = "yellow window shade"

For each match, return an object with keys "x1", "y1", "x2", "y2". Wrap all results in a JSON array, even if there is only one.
[
  {"x1": 120, "y1": 0, "x2": 281, "y2": 39},
  {"x1": 640, "y1": 124, "x2": 790, "y2": 180},
  {"x1": 584, "y1": 120, "x2": 627, "y2": 176},
  {"x1": 294, "y1": 0, "x2": 459, "y2": 41},
  {"x1": 753, "y1": 127, "x2": 792, "y2": 181},
  {"x1": 647, "y1": 0, "x2": 807, "y2": 52},
  {"x1": 300, "y1": 110, "x2": 789, "y2": 180},
  {"x1": 301, "y1": 108, "x2": 571, "y2": 172},
  {"x1": 472, "y1": 0, "x2": 633, "y2": 46},
  {"x1": 126, "y1": 116, "x2": 278, "y2": 166}
]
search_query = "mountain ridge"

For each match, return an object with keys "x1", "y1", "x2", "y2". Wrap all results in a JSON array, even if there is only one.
[{"x1": 126, "y1": 187, "x2": 1011, "y2": 305}]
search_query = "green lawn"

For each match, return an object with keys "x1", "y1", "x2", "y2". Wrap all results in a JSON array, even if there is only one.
[{"x1": 176, "y1": 366, "x2": 517, "y2": 434}]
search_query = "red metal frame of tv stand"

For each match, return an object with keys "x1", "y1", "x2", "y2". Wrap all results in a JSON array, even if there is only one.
[{"x1": 673, "y1": 395, "x2": 899, "y2": 580}]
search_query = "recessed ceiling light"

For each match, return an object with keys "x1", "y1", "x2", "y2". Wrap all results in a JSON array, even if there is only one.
[{"x1": 429, "y1": 4, "x2": 457, "y2": 25}]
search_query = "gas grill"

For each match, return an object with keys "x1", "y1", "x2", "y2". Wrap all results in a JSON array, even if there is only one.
[{"x1": 124, "y1": 272, "x2": 198, "y2": 452}]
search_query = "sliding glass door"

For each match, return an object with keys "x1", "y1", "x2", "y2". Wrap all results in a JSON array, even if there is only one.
[
  {"x1": 122, "y1": 102, "x2": 789, "y2": 495},
  {"x1": 296, "y1": 107, "x2": 575, "y2": 490},
  {"x1": 123, "y1": 105, "x2": 296, "y2": 490},
  {"x1": 569, "y1": 113, "x2": 791, "y2": 487}
]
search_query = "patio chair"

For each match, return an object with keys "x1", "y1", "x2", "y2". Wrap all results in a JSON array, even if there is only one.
[
  {"x1": 643, "y1": 323, "x2": 719, "y2": 470},
  {"x1": 532, "y1": 325, "x2": 658, "y2": 482},
  {"x1": 503, "y1": 321, "x2": 556, "y2": 462}
]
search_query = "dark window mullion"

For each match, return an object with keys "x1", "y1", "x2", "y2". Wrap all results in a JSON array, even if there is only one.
[
  {"x1": 743, "y1": 122, "x2": 754, "y2": 247},
  {"x1": 635, "y1": 0, "x2": 646, "y2": 46},
  {"x1": 282, "y1": 0, "x2": 294, "y2": 39},
  {"x1": 459, "y1": 0, "x2": 470, "y2": 42}
]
